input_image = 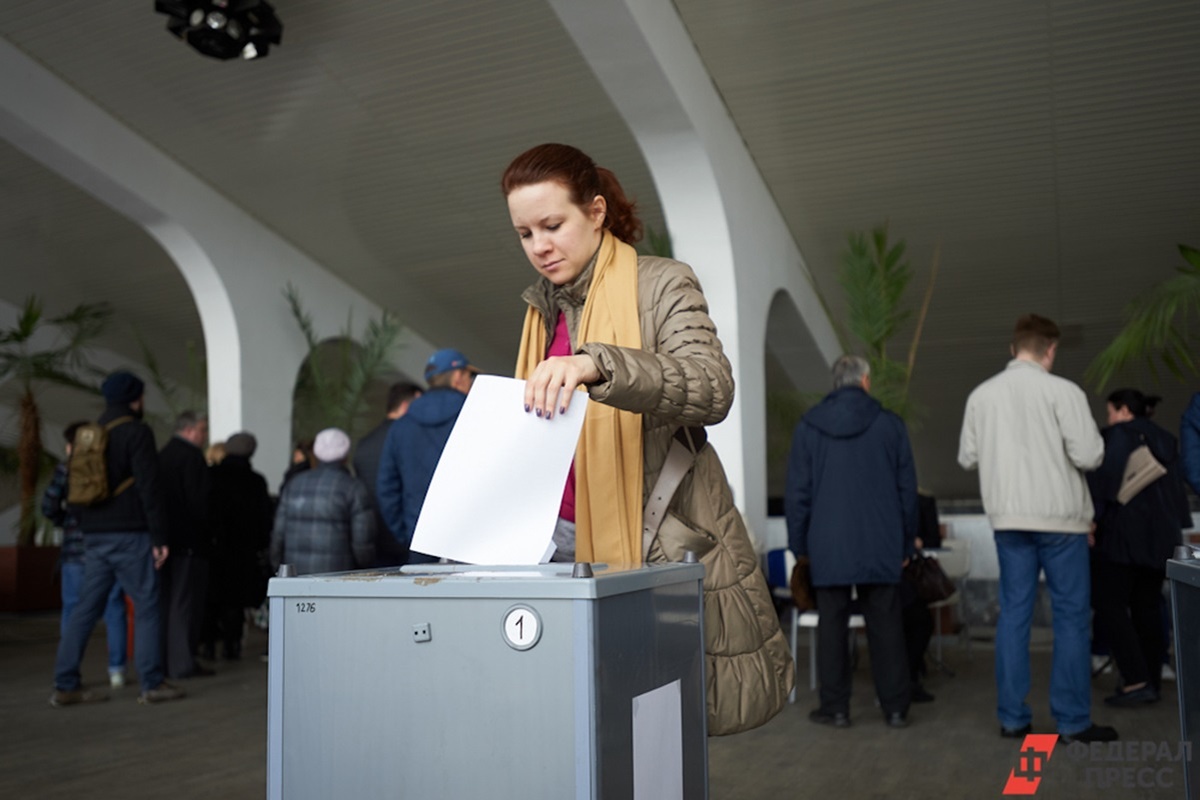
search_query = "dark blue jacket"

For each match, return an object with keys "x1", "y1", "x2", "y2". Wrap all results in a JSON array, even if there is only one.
[
  {"x1": 784, "y1": 386, "x2": 918, "y2": 587},
  {"x1": 1088, "y1": 417, "x2": 1191, "y2": 570},
  {"x1": 376, "y1": 387, "x2": 466, "y2": 564},
  {"x1": 1183, "y1": 391, "x2": 1200, "y2": 495}
]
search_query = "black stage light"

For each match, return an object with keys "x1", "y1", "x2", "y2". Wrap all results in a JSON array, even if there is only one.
[{"x1": 154, "y1": 1, "x2": 283, "y2": 61}]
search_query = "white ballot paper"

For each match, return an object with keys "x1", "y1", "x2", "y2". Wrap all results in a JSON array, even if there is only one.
[{"x1": 409, "y1": 374, "x2": 589, "y2": 564}]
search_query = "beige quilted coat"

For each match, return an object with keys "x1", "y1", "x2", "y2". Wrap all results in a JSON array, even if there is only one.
[{"x1": 521, "y1": 254, "x2": 795, "y2": 736}]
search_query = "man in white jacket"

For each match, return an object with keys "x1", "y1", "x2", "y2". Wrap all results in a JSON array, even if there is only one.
[{"x1": 959, "y1": 313, "x2": 1116, "y2": 744}]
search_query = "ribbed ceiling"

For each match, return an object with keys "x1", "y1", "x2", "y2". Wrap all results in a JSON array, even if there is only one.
[
  {"x1": 2, "y1": 0, "x2": 1199, "y2": 499},
  {"x1": 677, "y1": 0, "x2": 1200, "y2": 496}
]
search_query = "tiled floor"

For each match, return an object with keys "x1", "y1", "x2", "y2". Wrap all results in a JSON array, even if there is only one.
[{"x1": 0, "y1": 613, "x2": 1187, "y2": 799}]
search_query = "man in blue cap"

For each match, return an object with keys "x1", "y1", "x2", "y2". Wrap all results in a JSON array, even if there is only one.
[
  {"x1": 51, "y1": 371, "x2": 186, "y2": 707},
  {"x1": 376, "y1": 349, "x2": 478, "y2": 565}
]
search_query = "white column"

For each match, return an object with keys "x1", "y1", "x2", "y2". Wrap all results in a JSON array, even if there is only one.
[{"x1": 547, "y1": 0, "x2": 840, "y2": 538}]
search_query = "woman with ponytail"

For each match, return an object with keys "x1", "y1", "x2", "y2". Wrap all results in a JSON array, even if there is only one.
[
  {"x1": 1087, "y1": 388, "x2": 1191, "y2": 707},
  {"x1": 503, "y1": 143, "x2": 793, "y2": 735}
]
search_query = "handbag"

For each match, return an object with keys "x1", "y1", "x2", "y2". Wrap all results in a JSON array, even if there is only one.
[
  {"x1": 1117, "y1": 443, "x2": 1167, "y2": 505},
  {"x1": 789, "y1": 556, "x2": 817, "y2": 611},
  {"x1": 904, "y1": 551, "x2": 956, "y2": 603}
]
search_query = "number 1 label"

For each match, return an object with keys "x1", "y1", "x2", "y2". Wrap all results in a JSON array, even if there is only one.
[{"x1": 502, "y1": 605, "x2": 542, "y2": 651}]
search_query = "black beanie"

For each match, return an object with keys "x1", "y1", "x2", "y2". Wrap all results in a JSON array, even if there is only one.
[{"x1": 102, "y1": 372, "x2": 145, "y2": 406}]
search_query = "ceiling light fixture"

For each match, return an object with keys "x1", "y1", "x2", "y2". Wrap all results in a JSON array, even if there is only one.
[{"x1": 154, "y1": 1, "x2": 283, "y2": 61}]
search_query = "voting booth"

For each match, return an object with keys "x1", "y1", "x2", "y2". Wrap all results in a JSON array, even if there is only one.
[
  {"x1": 1169, "y1": 552, "x2": 1200, "y2": 799},
  {"x1": 266, "y1": 562, "x2": 708, "y2": 800}
]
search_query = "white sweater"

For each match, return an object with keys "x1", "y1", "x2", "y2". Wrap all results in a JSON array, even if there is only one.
[{"x1": 958, "y1": 358, "x2": 1103, "y2": 533}]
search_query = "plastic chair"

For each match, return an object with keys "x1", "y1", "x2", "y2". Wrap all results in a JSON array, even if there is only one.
[
  {"x1": 926, "y1": 538, "x2": 972, "y2": 674},
  {"x1": 792, "y1": 608, "x2": 866, "y2": 700},
  {"x1": 764, "y1": 548, "x2": 867, "y2": 701}
]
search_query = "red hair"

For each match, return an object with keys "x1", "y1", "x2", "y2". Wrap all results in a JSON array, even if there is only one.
[{"x1": 501, "y1": 143, "x2": 643, "y2": 244}]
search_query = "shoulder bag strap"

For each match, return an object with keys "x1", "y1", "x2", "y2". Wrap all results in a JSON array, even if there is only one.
[{"x1": 642, "y1": 427, "x2": 707, "y2": 558}]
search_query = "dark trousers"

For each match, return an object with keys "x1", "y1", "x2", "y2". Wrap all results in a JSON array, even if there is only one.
[
  {"x1": 160, "y1": 553, "x2": 209, "y2": 678},
  {"x1": 902, "y1": 593, "x2": 934, "y2": 683},
  {"x1": 1091, "y1": 559, "x2": 1165, "y2": 689},
  {"x1": 815, "y1": 583, "x2": 911, "y2": 716}
]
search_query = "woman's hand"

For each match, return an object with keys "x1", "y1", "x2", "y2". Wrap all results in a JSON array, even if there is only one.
[{"x1": 523, "y1": 354, "x2": 600, "y2": 420}]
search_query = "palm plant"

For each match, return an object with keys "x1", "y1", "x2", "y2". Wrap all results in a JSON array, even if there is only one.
[
  {"x1": 284, "y1": 284, "x2": 404, "y2": 441},
  {"x1": 0, "y1": 296, "x2": 112, "y2": 545},
  {"x1": 1087, "y1": 243, "x2": 1200, "y2": 390},
  {"x1": 837, "y1": 223, "x2": 939, "y2": 424}
]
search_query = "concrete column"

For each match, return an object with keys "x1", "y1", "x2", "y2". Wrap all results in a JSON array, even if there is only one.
[{"x1": 547, "y1": 0, "x2": 840, "y2": 539}]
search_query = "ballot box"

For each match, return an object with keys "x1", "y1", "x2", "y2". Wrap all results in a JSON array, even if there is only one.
[
  {"x1": 266, "y1": 562, "x2": 708, "y2": 800},
  {"x1": 1169, "y1": 553, "x2": 1200, "y2": 799}
]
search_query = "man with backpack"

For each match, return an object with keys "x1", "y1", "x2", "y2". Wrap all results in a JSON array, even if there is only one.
[{"x1": 51, "y1": 371, "x2": 186, "y2": 707}]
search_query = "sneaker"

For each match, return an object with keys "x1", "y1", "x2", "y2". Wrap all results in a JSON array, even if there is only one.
[
  {"x1": 884, "y1": 711, "x2": 910, "y2": 728},
  {"x1": 1104, "y1": 685, "x2": 1160, "y2": 708},
  {"x1": 1059, "y1": 724, "x2": 1119, "y2": 744},
  {"x1": 137, "y1": 681, "x2": 187, "y2": 705},
  {"x1": 1091, "y1": 655, "x2": 1113, "y2": 676},
  {"x1": 1162, "y1": 664, "x2": 1177, "y2": 681},
  {"x1": 49, "y1": 688, "x2": 109, "y2": 708},
  {"x1": 109, "y1": 671, "x2": 126, "y2": 689}
]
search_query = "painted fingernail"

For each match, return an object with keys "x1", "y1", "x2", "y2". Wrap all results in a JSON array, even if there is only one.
[
  {"x1": 559, "y1": 406, "x2": 567, "y2": 415},
  {"x1": 525, "y1": 404, "x2": 531, "y2": 413},
  {"x1": 536, "y1": 408, "x2": 542, "y2": 418}
]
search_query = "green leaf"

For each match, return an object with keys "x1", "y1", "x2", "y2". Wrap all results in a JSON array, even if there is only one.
[{"x1": 1086, "y1": 247, "x2": 1200, "y2": 390}]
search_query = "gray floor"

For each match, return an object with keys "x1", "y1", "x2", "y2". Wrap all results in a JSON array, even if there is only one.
[{"x1": 0, "y1": 613, "x2": 1187, "y2": 799}]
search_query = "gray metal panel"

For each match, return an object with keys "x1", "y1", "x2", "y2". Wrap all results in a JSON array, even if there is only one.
[
  {"x1": 1169, "y1": 566, "x2": 1200, "y2": 798},
  {"x1": 1167, "y1": 558, "x2": 1200, "y2": 589},
  {"x1": 267, "y1": 562, "x2": 706, "y2": 601},
  {"x1": 267, "y1": 563, "x2": 707, "y2": 798},
  {"x1": 278, "y1": 594, "x2": 579, "y2": 799},
  {"x1": 593, "y1": 578, "x2": 708, "y2": 798},
  {"x1": 266, "y1": 597, "x2": 286, "y2": 800}
]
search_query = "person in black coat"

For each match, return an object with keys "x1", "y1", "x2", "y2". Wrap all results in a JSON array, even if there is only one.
[
  {"x1": 785, "y1": 355, "x2": 919, "y2": 728},
  {"x1": 204, "y1": 432, "x2": 273, "y2": 660},
  {"x1": 353, "y1": 382, "x2": 422, "y2": 567},
  {"x1": 1087, "y1": 389, "x2": 1192, "y2": 707},
  {"x1": 158, "y1": 411, "x2": 213, "y2": 679}
]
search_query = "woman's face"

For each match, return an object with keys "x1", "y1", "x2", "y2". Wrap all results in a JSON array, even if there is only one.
[{"x1": 507, "y1": 180, "x2": 606, "y2": 286}]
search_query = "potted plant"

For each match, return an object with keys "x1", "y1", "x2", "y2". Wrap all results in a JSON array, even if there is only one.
[
  {"x1": 1087, "y1": 242, "x2": 1200, "y2": 389},
  {"x1": 0, "y1": 296, "x2": 111, "y2": 612},
  {"x1": 284, "y1": 284, "x2": 405, "y2": 442}
]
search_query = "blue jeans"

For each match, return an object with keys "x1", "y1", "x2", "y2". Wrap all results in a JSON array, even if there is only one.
[
  {"x1": 994, "y1": 530, "x2": 1092, "y2": 735},
  {"x1": 54, "y1": 533, "x2": 163, "y2": 692},
  {"x1": 60, "y1": 560, "x2": 127, "y2": 673}
]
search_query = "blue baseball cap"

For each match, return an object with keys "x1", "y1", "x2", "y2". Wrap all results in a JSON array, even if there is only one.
[{"x1": 424, "y1": 348, "x2": 477, "y2": 381}]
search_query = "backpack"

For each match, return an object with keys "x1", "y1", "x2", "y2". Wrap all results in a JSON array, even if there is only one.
[{"x1": 67, "y1": 416, "x2": 134, "y2": 506}]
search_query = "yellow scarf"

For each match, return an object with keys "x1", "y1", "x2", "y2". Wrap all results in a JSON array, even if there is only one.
[{"x1": 515, "y1": 231, "x2": 644, "y2": 564}]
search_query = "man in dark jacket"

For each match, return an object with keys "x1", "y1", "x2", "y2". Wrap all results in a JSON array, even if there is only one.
[
  {"x1": 785, "y1": 355, "x2": 917, "y2": 729},
  {"x1": 158, "y1": 410, "x2": 212, "y2": 679},
  {"x1": 353, "y1": 382, "x2": 422, "y2": 566},
  {"x1": 271, "y1": 427, "x2": 375, "y2": 575},
  {"x1": 377, "y1": 349, "x2": 477, "y2": 565},
  {"x1": 1183, "y1": 391, "x2": 1200, "y2": 495},
  {"x1": 206, "y1": 431, "x2": 273, "y2": 660},
  {"x1": 52, "y1": 371, "x2": 185, "y2": 707}
]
